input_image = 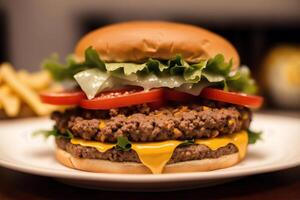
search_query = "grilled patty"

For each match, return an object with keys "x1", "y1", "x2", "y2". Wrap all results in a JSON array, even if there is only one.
[
  {"x1": 56, "y1": 138, "x2": 238, "y2": 164},
  {"x1": 52, "y1": 101, "x2": 251, "y2": 142}
]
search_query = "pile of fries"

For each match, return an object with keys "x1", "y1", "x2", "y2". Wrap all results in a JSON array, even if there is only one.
[{"x1": 0, "y1": 63, "x2": 61, "y2": 118}]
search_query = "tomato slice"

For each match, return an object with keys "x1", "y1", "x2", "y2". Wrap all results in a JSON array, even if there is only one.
[
  {"x1": 164, "y1": 89, "x2": 195, "y2": 102},
  {"x1": 80, "y1": 88, "x2": 163, "y2": 110},
  {"x1": 147, "y1": 99, "x2": 166, "y2": 110},
  {"x1": 40, "y1": 91, "x2": 86, "y2": 105},
  {"x1": 199, "y1": 88, "x2": 264, "y2": 108},
  {"x1": 40, "y1": 87, "x2": 263, "y2": 109}
]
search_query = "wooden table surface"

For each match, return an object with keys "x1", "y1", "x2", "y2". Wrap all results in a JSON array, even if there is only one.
[{"x1": 1, "y1": 166, "x2": 300, "y2": 200}]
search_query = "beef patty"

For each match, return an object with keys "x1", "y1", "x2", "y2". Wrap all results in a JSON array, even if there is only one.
[
  {"x1": 52, "y1": 101, "x2": 251, "y2": 142},
  {"x1": 56, "y1": 138, "x2": 238, "y2": 164}
]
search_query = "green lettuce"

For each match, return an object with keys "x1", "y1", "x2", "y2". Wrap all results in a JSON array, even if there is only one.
[
  {"x1": 42, "y1": 47, "x2": 105, "y2": 81},
  {"x1": 43, "y1": 47, "x2": 258, "y2": 97},
  {"x1": 227, "y1": 67, "x2": 257, "y2": 94},
  {"x1": 116, "y1": 136, "x2": 132, "y2": 151},
  {"x1": 106, "y1": 63, "x2": 147, "y2": 76},
  {"x1": 248, "y1": 129, "x2": 262, "y2": 144},
  {"x1": 178, "y1": 139, "x2": 195, "y2": 147},
  {"x1": 33, "y1": 128, "x2": 73, "y2": 139}
]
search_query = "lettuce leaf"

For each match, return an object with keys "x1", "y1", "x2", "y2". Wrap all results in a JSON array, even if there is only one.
[
  {"x1": 184, "y1": 60, "x2": 207, "y2": 82},
  {"x1": 42, "y1": 46, "x2": 105, "y2": 81},
  {"x1": 248, "y1": 129, "x2": 262, "y2": 144},
  {"x1": 176, "y1": 81, "x2": 211, "y2": 96},
  {"x1": 227, "y1": 66, "x2": 257, "y2": 94},
  {"x1": 116, "y1": 136, "x2": 132, "y2": 151},
  {"x1": 147, "y1": 58, "x2": 169, "y2": 73},
  {"x1": 105, "y1": 59, "x2": 169, "y2": 77},
  {"x1": 33, "y1": 128, "x2": 73, "y2": 139},
  {"x1": 106, "y1": 63, "x2": 147, "y2": 76},
  {"x1": 205, "y1": 54, "x2": 232, "y2": 76},
  {"x1": 84, "y1": 47, "x2": 106, "y2": 70},
  {"x1": 43, "y1": 47, "x2": 258, "y2": 97},
  {"x1": 42, "y1": 54, "x2": 81, "y2": 81},
  {"x1": 178, "y1": 139, "x2": 195, "y2": 147},
  {"x1": 202, "y1": 54, "x2": 233, "y2": 83}
]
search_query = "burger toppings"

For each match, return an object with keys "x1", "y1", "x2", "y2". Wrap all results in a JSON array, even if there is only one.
[
  {"x1": 80, "y1": 88, "x2": 163, "y2": 110},
  {"x1": 40, "y1": 91, "x2": 86, "y2": 105},
  {"x1": 40, "y1": 87, "x2": 263, "y2": 109},
  {"x1": 43, "y1": 47, "x2": 257, "y2": 99},
  {"x1": 199, "y1": 88, "x2": 263, "y2": 108}
]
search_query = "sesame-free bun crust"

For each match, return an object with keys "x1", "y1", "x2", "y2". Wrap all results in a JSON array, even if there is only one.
[
  {"x1": 75, "y1": 21, "x2": 240, "y2": 69},
  {"x1": 56, "y1": 148, "x2": 243, "y2": 174}
]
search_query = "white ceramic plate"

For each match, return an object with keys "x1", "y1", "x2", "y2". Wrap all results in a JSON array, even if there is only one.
[{"x1": 0, "y1": 114, "x2": 299, "y2": 191}]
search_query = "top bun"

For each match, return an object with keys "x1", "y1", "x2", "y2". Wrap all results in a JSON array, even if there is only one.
[{"x1": 75, "y1": 21, "x2": 240, "y2": 69}]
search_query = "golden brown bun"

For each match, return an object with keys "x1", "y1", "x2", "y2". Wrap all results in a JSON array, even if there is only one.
[
  {"x1": 56, "y1": 148, "x2": 243, "y2": 174},
  {"x1": 75, "y1": 21, "x2": 240, "y2": 70}
]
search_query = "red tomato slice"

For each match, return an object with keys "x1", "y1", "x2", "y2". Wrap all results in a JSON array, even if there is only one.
[
  {"x1": 147, "y1": 99, "x2": 166, "y2": 110},
  {"x1": 199, "y1": 88, "x2": 264, "y2": 108},
  {"x1": 164, "y1": 89, "x2": 195, "y2": 102},
  {"x1": 80, "y1": 89, "x2": 163, "y2": 110},
  {"x1": 40, "y1": 91, "x2": 86, "y2": 105},
  {"x1": 40, "y1": 87, "x2": 263, "y2": 109}
]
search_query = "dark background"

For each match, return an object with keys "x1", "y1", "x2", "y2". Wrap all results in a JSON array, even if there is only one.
[{"x1": 0, "y1": 8, "x2": 8, "y2": 62}]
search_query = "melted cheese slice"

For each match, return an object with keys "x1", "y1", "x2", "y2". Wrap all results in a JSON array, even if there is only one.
[
  {"x1": 131, "y1": 141, "x2": 182, "y2": 174},
  {"x1": 195, "y1": 130, "x2": 248, "y2": 159},
  {"x1": 70, "y1": 131, "x2": 248, "y2": 174},
  {"x1": 71, "y1": 139, "x2": 114, "y2": 153}
]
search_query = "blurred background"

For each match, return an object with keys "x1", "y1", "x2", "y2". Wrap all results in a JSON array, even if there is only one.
[{"x1": 1, "y1": 0, "x2": 300, "y2": 112}]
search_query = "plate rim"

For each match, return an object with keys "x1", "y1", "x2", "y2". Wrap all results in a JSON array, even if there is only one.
[{"x1": 0, "y1": 156, "x2": 299, "y2": 183}]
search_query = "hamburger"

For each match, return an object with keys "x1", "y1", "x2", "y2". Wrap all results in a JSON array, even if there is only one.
[{"x1": 39, "y1": 21, "x2": 263, "y2": 174}]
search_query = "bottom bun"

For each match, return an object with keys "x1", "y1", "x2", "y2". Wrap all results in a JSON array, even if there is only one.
[{"x1": 56, "y1": 148, "x2": 243, "y2": 174}]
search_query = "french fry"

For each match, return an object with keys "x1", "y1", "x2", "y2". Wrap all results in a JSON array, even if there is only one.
[
  {"x1": 0, "y1": 84, "x2": 10, "y2": 93},
  {"x1": 0, "y1": 63, "x2": 54, "y2": 116},
  {"x1": 0, "y1": 93, "x2": 3, "y2": 109},
  {"x1": 17, "y1": 70, "x2": 52, "y2": 91},
  {"x1": 0, "y1": 85, "x2": 20, "y2": 117}
]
